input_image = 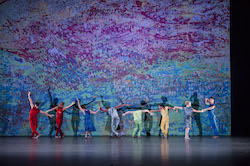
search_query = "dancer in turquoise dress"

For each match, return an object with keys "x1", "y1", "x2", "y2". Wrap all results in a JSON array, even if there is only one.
[{"x1": 76, "y1": 98, "x2": 99, "y2": 138}]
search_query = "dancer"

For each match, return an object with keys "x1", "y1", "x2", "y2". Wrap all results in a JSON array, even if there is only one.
[
  {"x1": 203, "y1": 97, "x2": 219, "y2": 139},
  {"x1": 71, "y1": 97, "x2": 97, "y2": 136},
  {"x1": 174, "y1": 101, "x2": 206, "y2": 139},
  {"x1": 48, "y1": 88, "x2": 58, "y2": 136},
  {"x1": 46, "y1": 101, "x2": 75, "y2": 138},
  {"x1": 28, "y1": 92, "x2": 54, "y2": 138},
  {"x1": 128, "y1": 100, "x2": 152, "y2": 136},
  {"x1": 150, "y1": 103, "x2": 176, "y2": 138},
  {"x1": 98, "y1": 101, "x2": 130, "y2": 137},
  {"x1": 122, "y1": 108, "x2": 153, "y2": 138},
  {"x1": 147, "y1": 96, "x2": 173, "y2": 136},
  {"x1": 76, "y1": 98, "x2": 99, "y2": 138}
]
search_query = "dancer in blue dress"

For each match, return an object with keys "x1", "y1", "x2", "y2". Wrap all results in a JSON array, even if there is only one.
[{"x1": 76, "y1": 98, "x2": 99, "y2": 138}]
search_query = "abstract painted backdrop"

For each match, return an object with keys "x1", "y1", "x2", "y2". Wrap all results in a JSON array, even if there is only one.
[{"x1": 0, "y1": 0, "x2": 230, "y2": 136}]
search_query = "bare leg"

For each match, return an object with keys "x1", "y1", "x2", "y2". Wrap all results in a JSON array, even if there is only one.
[
  {"x1": 85, "y1": 131, "x2": 88, "y2": 138},
  {"x1": 185, "y1": 128, "x2": 190, "y2": 139},
  {"x1": 88, "y1": 131, "x2": 92, "y2": 138}
]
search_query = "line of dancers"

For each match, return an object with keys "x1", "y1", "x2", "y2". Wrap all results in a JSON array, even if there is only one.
[{"x1": 28, "y1": 91, "x2": 219, "y2": 139}]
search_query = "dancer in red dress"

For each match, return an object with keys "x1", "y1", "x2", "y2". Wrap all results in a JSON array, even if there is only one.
[
  {"x1": 28, "y1": 92, "x2": 54, "y2": 138},
  {"x1": 46, "y1": 101, "x2": 75, "y2": 138}
]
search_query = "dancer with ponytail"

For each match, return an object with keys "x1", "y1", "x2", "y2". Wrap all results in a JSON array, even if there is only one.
[
  {"x1": 76, "y1": 98, "x2": 99, "y2": 138},
  {"x1": 46, "y1": 101, "x2": 75, "y2": 138},
  {"x1": 28, "y1": 92, "x2": 54, "y2": 138}
]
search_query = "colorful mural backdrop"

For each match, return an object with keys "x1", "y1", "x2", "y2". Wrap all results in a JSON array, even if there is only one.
[{"x1": 0, "y1": 0, "x2": 230, "y2": 136}]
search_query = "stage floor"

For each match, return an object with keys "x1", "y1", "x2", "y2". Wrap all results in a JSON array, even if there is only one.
[{"x1": 0, "y1": 136, "x2": 250, "y2": 166}]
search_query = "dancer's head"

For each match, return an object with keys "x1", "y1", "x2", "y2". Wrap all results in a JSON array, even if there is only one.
[
  {"x1": 158, "y1": 103, "x2": 164, "y2": 109},
  {"x1": 185, "y1": 101, "x2": 191, "y2": 107},
  {"x1": 58, "y1": 102, "x2": 65, "y2": 109},
  {"x1": 34, "y1": 102, "x2": 40, "y2": 108},
  {"x1": 209, "y1": 97, "x2": 215, "y2": 104}
]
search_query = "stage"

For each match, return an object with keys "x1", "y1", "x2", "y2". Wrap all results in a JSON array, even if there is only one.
[{"x1": 0, "y1": 136, "x2": 249, "y2": 166}]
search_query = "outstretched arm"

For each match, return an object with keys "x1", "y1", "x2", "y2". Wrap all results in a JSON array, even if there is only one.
[
  {"x1": 174, "y1": 106, "x2": 183, "y2": 110},
  {"x1": 63, "y1": 101, "x2": 75, "y2": 111},
  {"x1": 28, "y1": 92, "x2": 34, "y2": 109},
  {"x1": 77, "y1": 99, "x2": 86, "y2": 115},
  {"x1": 143, "y1": 110, "x2": 153, "y2": 116},
  {"x1": 115, "y1": 104, "x2": 131, "y2": 110},
  {"x1": 150, "y1": 109, "x2": 160, "y2": 113},
  {"x1": 193, "y1": 109, "x2": 206, "y2": 113},
  {"x1": 40, "y1": 110, "x2": 54, "y2": 118},
  {"x1": 122, "y1": 111, "x2": 133, "y2": 117},
  {"x1": 203, "y1": 105, "x2": 215, "y2": 111},
  {"x1": 98, "y1": 101, "x2": 108, "y2": 113},
  {"x1": 46, "y1": 106, "x2": 58, "y2": 113},
  {"x1": 89, "y1": 108, "x2": 100, "y2": 114},
  {"x1": 168, "y1": 106, "x2": 177, "y2": 113}
]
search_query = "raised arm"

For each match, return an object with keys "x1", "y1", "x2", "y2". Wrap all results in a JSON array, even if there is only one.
[
  {"x1": 205, "y1": 98, "x2": 210, "y2": 105},
  {"x1": 115, "y1": 104, "x2": 130, "y2": 110},
  {"x1": 89, "y1": 108, "x2": 100, "y2": 114},
  {"x1": 63, "y1": 101, "x2": 75, "y2": 111},
  {"x1": 77, "y1": 99, "x2": 86, "y2": 115},
  {"x1": 46, "y1": 106, "x2": 58, "y2": 113},
  {"x1": 98, "y1": 101, "x2": 108, "y2": 113},
  {"x1": 40, "y1": 110, "x2": 54, "y2": 118},
  {"x1": 28, "y1": 92, "x2": 34, "y2": 109},
  {"x1": 122, "y1": 111, "x2": 133, "y2": 117}
]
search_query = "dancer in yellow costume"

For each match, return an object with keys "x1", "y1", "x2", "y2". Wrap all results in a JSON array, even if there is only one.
[{"x1": 150, "y1": 103, "x2": 176, "y2": 138}]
